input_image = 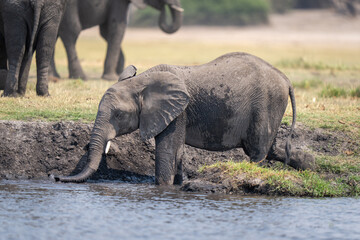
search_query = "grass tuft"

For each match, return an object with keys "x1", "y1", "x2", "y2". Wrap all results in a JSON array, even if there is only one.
[
  {"x1": 276, "y1": 57, "x2": 358, "y2": 71},
  {"x1": 292, "y1": 78, "x2": 323, "y2": 89},
  {"x1": 320, "y1": 85, "x2": 348, "y2": 98},
  {"x1": 350, "y1": 87, "x2": 360, "y2": 98},
  {"x1": 319, "y1": 85, "x2": 360, "y2": 98},
  {"x1": 202, "y1": 161, "x2": 360, "y2": 197}
]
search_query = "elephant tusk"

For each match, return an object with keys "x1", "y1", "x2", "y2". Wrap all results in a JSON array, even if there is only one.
[
  {"x1": 105, "y1": 141, "x2": 111, "y2": 154},
  {"x1": 170, "y1": 5, "x2": 184, "y2": 12}
]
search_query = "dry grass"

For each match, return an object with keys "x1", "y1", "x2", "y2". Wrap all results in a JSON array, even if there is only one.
[{"x1": 1, "y1": 15, "x2": 359, "y2": 135}]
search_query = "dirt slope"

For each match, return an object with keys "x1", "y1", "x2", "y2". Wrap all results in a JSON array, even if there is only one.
[{"x1": 1, "y1": 120, "x2": 355, "y2": 183}]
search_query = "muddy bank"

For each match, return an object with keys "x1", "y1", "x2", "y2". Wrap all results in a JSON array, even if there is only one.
[
  {"x1": 0, "y1": 120, "x2": 247, "y2": 182},
  {"x1": 0, "y1": 120, "x2": 356, "y2": 193}
]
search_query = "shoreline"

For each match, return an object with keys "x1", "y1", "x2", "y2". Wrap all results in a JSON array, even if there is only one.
[{"x1": 1, "y1": 120, "x2": 358, "y2": 197}]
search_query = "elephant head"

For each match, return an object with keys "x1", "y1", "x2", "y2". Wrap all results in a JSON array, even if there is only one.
[
  {"x1": 132, "y1": 0, "x2": 184, "y2": 34},
  {"x1": 55, "y1": 67, "x2": 189, "y2": 182}
]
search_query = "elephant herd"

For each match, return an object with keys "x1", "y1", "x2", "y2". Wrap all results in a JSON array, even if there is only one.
[
  {"x1": 0, "y1": 0, "x2": 183, "y2": 96},
  {"x1": 0, "y1": 0, "x2": 315, "y2": 185}
]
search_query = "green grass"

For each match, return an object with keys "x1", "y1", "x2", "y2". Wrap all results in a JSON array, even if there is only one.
[
  {"x1": 276, "y1": 57, "x2": 360, "y2": 71},
  {"x1": 0, "y1": 79, "x2": 112, "y2": 122},
  {"x1": 320, "y1": 85, "x2": 360, "y2": 98},
  {"x1": 350, "y1": 87, "x2": 360, "y2": 98},
  {"x1": 317, "y1": 155, "x2": 360, "y2": 174},
  {"x1": 202, "y1": 161, "x2": 360, "y2": 197},
  {"x1": 292, "y1": 78, "x2": 323, "y2": 89}
]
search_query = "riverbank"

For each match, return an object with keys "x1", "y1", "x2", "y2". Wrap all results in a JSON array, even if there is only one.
[{"x1": 1, "y1": 120, "x2": 358, "y2": 197}]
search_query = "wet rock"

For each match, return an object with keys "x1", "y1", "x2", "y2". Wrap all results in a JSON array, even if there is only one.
[{"x1": 181, "y1": 180, "x2": 227, "y2": 194}]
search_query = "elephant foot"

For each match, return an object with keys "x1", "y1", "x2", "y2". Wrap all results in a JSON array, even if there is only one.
[
  {"x1": 2, "y1": 91, "x2": 20, "y2": 98},
  {"x1": 36, "y1": 90, "x2": 50, "y2": 97},
  {"x1": 102, "y1": 73, "x2": 118, "y2": 81}
]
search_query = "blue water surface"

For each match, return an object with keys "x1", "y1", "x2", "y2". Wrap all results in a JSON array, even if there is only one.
[{"x1": 0, "y1": 180, "x2": 359, "y2": 240}]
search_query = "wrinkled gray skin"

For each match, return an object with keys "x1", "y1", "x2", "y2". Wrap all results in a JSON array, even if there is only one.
[
  {"x1": 0, "y1": 0, "x2": 67, "y2": 97},
  {"x1": 50, "y1": 0, "x2": 183, "y2": 81},
  {"x1": 55, "y1": 52, "x2": 309, "y2": 185}
]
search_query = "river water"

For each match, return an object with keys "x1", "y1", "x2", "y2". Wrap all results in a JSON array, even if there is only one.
[{"x1": 0, "y1": 180, "x2": 359, "y2": 240}]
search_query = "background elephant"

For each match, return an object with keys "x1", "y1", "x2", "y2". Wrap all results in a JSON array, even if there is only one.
[
  {"x1": 50, "y1": 0, "x2": 183, "y2": 80},
  {"x1": 0, "y1": 0, "x2": 67, "y2": 97},
  {"x1": 54, "y1": 52, "x2": 314, "y2": 185},
  {"x1": 0, "y1": 69, "x2": 5, "y2": 90}
]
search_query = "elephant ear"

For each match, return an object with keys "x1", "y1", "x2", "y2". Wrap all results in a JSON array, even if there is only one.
[
  {"x1": 139, "y1": 71, "x2": 189, "y2": 141},
  {"x1": 118, "y1": 65, "x2": 137, "y2": 81},
  {"x1": 131, "y1": 0, "x2": 147, "y2": 9}
]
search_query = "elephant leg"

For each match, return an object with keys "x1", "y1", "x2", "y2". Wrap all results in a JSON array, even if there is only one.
[
  {"x1": 154, "y1": 112, "x2": 186, "y2": 185},
  {"x1": 174, "y1": 143, "x2": 185, "y2": 185},
  {"x1": 3, "y1": 18, "x2": 27, "y2": 97},
  {"x1": 100, "y1": 0, "x2": 128, "y2": 80},
  {"x1": 242, "y1": 113, "x2": 277, "y2": 165},
  {"x1": 0, "y1": 32, "x2": 7, "y2": 69},
  {"x1": 0, "y1": 33, "x2": 7, "y2": 90},
  {"x1": 58, "y1": 18, "x2": 86, "y2": 80},
  {"x1": 35, "y1": 17, "x2": 62, "y2": 96},
  {"x1": 48, "y1": 47, "x2": 60, "y2": 79},
  {"x1": 62, "y1": 36, "x2": 87, "y2": 80},
  {"x1": 116, "y1": 48, "x2": 125, "y2": 75},
  {"x1": 17, "y1": 53, "x2": 33, "y2": 96}
]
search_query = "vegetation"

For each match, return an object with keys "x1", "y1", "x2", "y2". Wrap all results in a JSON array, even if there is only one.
[
  {"x1": 130, "y1": 0, "x2": 270, "y2": 26},
  {"x1": 200, "y1": 161, "x2": 360, "y2": 197},
  {"x1": 130, "y1": 0, "x2": 341, "y2": 27}
]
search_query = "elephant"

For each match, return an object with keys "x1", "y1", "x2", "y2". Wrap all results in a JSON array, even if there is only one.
[
  {"x1": 0, "y1": 69, "x2": 6, "y2": 90},
  {"x1": 50, "y1": 0, "x2": 183, "y2": 81},
  {"x1": 0, "y1": 0, "x2": 68, "y2": 97},
  {"x1": 53, "y1": 52, "x2": 315, "y2": 185}
]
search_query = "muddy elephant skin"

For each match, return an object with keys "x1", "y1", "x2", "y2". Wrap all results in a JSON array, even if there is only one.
[
  {"x1": 54, "y1": 52, "x2": 315, "y2": 185},
  {"x1": 50, "y1": 0, "x2": 183, "y2": 80},
  {"x1": 0, "y1": 0, "x2": 67, "y2": 97}
]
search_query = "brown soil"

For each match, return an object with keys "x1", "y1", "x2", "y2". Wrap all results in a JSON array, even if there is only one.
[{"x1": 0, "y1": 121, "x2": 357, "y2": 191}]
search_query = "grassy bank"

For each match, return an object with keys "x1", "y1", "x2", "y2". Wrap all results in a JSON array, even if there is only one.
[
  {"x1": 200, "y1": 158, "x2": 360, "y2": 197},
  {"x1": 0, "y1": 27, "x2": 359, "y2": 197}
]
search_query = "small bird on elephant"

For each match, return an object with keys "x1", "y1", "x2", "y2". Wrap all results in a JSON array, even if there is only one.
[{"x1": 53, "y1": 52, "x2": 315, "y2": 185}]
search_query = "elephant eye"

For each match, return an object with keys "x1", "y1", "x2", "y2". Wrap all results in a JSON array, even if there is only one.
[{"x1": 114, "y1": 111, "x2": 122, "y2": 119}]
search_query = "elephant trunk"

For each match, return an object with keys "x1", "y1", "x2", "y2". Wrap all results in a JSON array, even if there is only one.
[
  {"x1": 158, "y1": 4, "x2": 183, "y2": 34},
  {"x1": 54, "y1": 123, "x2": 109, "y2": 183}
]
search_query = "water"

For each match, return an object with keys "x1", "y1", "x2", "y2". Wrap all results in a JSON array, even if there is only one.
[{"x1": 0, "y1": 180, "x2": 359, "y2": 240}]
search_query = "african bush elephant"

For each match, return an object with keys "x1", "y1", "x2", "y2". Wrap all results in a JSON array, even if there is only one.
[
  {"x1": 51, "y1": 0, "x2": 183, "y2": 81},
  {"x1": 0, "y1": 0, "x2": 67, "y2": 97},
  {"x1": 54, "y1": 52, "x2": 315, "y2": 185}
]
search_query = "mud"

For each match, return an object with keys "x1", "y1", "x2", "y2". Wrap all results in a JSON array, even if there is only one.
[{"x1": 0, "y1": 121, "x2": 357, "y2": 192}]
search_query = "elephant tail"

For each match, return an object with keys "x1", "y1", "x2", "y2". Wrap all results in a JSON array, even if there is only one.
[
  {"x1": 285, "y1": 85, "x2": 296, "y2": 165},
  {"x1": 28, "y1": 0, "x2": 43, "y2": 60}
]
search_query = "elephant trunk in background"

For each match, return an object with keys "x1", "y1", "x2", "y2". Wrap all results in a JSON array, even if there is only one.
[{"x1": 159, "y1": 3, "x2": 183, "y2": 34}]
